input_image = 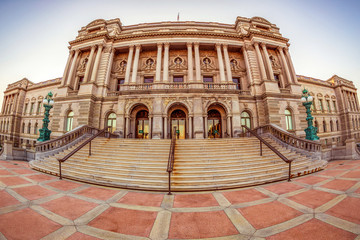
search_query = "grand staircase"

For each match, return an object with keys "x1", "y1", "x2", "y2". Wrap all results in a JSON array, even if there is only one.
[{"x1": 30, "y1": 136, "x2": 327, "y2": 191}]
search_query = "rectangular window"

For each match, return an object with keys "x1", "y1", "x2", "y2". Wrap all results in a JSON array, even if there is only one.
[
  {"x1": 116, "y1": 78, "x2": 125, "y2": 91},
  {"x1": 326, "y1": 100, "x2": 331, "y2": 112},
  {"x1": 173, "y1": 76, "x2": 184, "y2": 83},
  {"x1": 24, "y1": 103, "x2": 28, "y2": 115},
  {"x1": 37, "y1": 102, "x2": 42, "y2": 115},
  {"x1": 319, "y1": 100, "x2": 324, "y2": 112},
  {"x1": 274, "y1": 74, "x2": 281, "y2": 88},
  {"x1": 77, "y1": 77, "x2": 84, "y2": 90},
  {"x1": 30, "y1": 103, "x2": 34, "y2": 115},
  {"x1": 232, "y1": 78, "x2": 241, "y2": 90},
  {"x1": 333, "y1": 101, "x2": 337, "y2": 112},
  {"x1": 144, "y1": 76, "x2": 154, "y2": 83},
  {"x1": 203, "y1": 76, "x2": 213, "y2": 82}
]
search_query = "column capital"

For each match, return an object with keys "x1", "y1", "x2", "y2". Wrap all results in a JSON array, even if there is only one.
[
  {"x1": 128, "y1": 45, "x2": 135, "y2": 50},
  {"x1": 98, "y1": 44, "x2": 105, "y2": 49},
  {"x1": 163, "y1": 42, "x2": 170, "y2": 47},
  {"x1": 91, "y1": 45, "x2": 97, "y2": 50},
  {"x1": 157, "y1": 42, "x2": 163, "y2": 48},
  {"x1": 276, "y1": 46, "x2": 284, "y2": 52},
  {"x1": 253, "y1": 42, "x2": 260, "y2": 48},
  {"x1": 186, "y1": 42, "x2": 193, "y2": 48},
  {"x1": 193, "y1": 42, "x2": 200, "y2": 47},
  {"x1": 215, "y1": 43, "x2": 222, "y2": 48},
  {"x1": 69, "y1": 49, "x2": 75, "y2": 55},
  {"x1": 222, "y1": 44, "x2": 228, "y2": 49},
  {"x1": 74, "y1": 49, "x2": 81, "y2": 53},
  {"x1": 135, "y1": 44, "x2": 141, "y2": 50},
  {"x1": 260, "y1": 42, "x2": 267, "y2": 48}
]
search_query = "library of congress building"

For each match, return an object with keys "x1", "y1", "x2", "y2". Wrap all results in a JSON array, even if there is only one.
[{"x1": 1, "y1": 16, "x2": 360, "y2": 151}]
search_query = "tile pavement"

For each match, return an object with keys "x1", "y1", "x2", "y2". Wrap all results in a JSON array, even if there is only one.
[{"x1": 0, "y1": 159, "x2": 359, "y2": 239}]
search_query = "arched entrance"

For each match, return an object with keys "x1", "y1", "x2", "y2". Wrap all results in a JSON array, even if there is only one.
[
  {"x1": 136, "y1": 110, "x2": 150, "y2": 139},
  {"x1": 170, "y1": 109, "x2": 186, "y2": 139},
  {"x1": 207, "y1": 109, "x2": 222, "y2": 138}
]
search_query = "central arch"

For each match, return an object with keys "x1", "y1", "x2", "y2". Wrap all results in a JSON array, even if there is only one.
[
  {"x1": 207, "y1": 109, "x2": 222, "y2": 138},
  {"x1": 129, "y1": 104, "x2": 150, "y2": 139},
  {"x1": 167, "y1": 103, "x2": 189, "y2": 139},
  {"x1": 206, "y1": 103, "x2": 228, "y2": 138}
]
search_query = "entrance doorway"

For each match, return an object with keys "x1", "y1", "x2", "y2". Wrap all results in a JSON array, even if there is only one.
[
  {"x1": 170, "y1": 109, "x2": 186, "y2": 139},
  {"x1": 208, "y1": 109, "x2": 222, "y2": 138},
  {"x1": 136, "y1": 110, "x2": 149, "y2": 139}
]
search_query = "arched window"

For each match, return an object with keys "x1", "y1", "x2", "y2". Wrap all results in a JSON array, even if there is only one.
[
  {"x1": 106, "y1": 113, "x2": 116, "y2": 133},
  {"x1": 285, "y1": 109, "x2": 293, "y2": 131},
  {"x1": 34, "y1": 122, "x2": 38, "y2": 135},
  {"x1": 323, "y1": 120, "x2": 327, "y2": 132},
  {"x1": 352, "y1": 118, "x2": 355, "y2": 130},
  {"x1": 66, "y1": 111, "x2": 74, "y2": 132},
  {"x1": 330, "y1": 120, "x2": 333, "y2": 132},
  {"x1": 315, "y1": 120, "x2": 319, "y2": 133},
  {"x1": 336, "y1": 120, "x2": 339, "y2": 131},
  {"x1": 22, "y1": 123, "x2": 25, "y2": 133},
  {"x1": 241, "y1": 111, "x2": 251, "y2": 132},
  {"x1": 27, "y1": 122, "x2": 31, "y2": 134}
]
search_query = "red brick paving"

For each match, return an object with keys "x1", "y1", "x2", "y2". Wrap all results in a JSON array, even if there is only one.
[
  {"x1": 317, "y1": 169, "x2": 347, "y2": 177},
  {"x1": 287, "y1": 189, "x2": 338, "y2": 209},
  {"x1": 26, "y1": 174, "x2": 56, "y2": 182},
  {"x1": 41, "y1": 196, "x2": 98, "y2": 220},
  {"x1": 263, "y1": 182, "x2": 304, "y2": 195},
  {"x1": 0, "y1": 176, "x2": 32, "y2": 186},
  {"x1": 46, "y1": 180, "x2": 83, "y2": 191},
  {"x1": 66, "y1": 232, "x2": 101, "y2": 240},
  {"x1": 341, "y1": 170, "x2": 360, "y2": 179},
  {"x1": 0, "y1": 169, "x2": 12, "y2": 175},
  {"x1": 266, "y1": 218, "x2": 357, "y2": 240},
  {"x1": 89, "y1": 207, "x2": 157, "y2": 237},
  {"x1": 295, "y1": 176, "x2": 328, "y2": 185},
  {"x1": 118, "y1": 192, "x2": 164, "y2": 207},
  {"x1": 173, "y1": 193, "x2": 218, "y2": 208},
  {"x1": 0, "y1": 190, "x2": 20, "y2": 208},
  {"x1": 238, "y1": 201, "x2": 302, "y2": 229},
  {"x1": 11, "y1": 168, "x2": 35, "y2": 174},
  {"x1": 222, "y1": 188, "x2": 269, "y2": 204},
  {"x1": 320, "y1": 179, "x2": 357, "y2": 192},
  {"x1": 0, "y1": 208, "x2": 61, "y2": 240},
  {"x1": 326, "y1": 197, "x2": 360, "y2": 224},
  {"x1": 169, "y1": 211, "x2": 238, "y2": 239},
  {"x1": 75, "y1": 187, "x2": 118, "y2": 201},
  {"x1": 12, "y1": 185, "x2": 57, "y2": 200}
]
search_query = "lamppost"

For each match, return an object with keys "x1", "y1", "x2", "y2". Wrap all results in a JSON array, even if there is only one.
[
  {"x1": 301, "y1": 89, "x2": 319, "y2": 141},
  {"x1": 37, "y1": 92, "x2": 54, "y2": 142}
]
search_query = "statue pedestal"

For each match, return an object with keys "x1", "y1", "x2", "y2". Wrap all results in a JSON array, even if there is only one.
[{"x1": 1, "y1": 140, "x2": 14, "y2": 160}]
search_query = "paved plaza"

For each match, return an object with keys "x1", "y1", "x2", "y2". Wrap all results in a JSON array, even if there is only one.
[{"x1": 0, "y1": 159, "x2": 359, "y2": 240}]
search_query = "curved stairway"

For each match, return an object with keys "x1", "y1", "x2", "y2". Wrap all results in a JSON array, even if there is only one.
[{"x1": 30, "y1": 137, "x2": 327, "y2": 191}]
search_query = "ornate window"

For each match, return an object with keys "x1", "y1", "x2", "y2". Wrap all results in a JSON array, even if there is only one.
[
  {"x1": 323, "y1": 120, "x2": 327, "y2": 132},
  {"x1": 336, "y1": 120, "x2": 339, "y2": 131},
  {"x1": 144, "y1": 76, "x2": 154, "y2": 83},
  {"x1": 274, "y1": 74, "x2": 281, "y2": 88},
  {"x1": 173, "y1": 76, "x2": 184, "y2": 83},
  {"x1": 106, "y1": 113, "x2": 117, "y2": 133},
  {"x1": 24, "y1": 103, "x2": 28, "y2": 115},
  {"x1": 66, "y1": 111, "x2": 74, "y2": 132},
  {"x1": 241, "y1": 111, "x2": 251, "y2": 131},
  {"x1": 22, "y1": 123, "x2": 25, "y2": 133},
  {"x1": 318, "y1": 100, "x2": 324, "y2": 112},
  {"x1": 315, "y1": 121, "x2": 319, "y2": 133},
  {"x1": 37, "y1": 102, "x2": 42, "y2": 115},
  {"x1": 333, "y1": 100, "x2": 337, "y2": 112},
  {"x1": 116, "y1": 78, "x2": 125, "y2": 91},
  {"x1": 34, "y1": 122, "x2": 38, "y2": 135},
  {"x1": 330, "y1": 120, "x2": 333, "y2": 132},
  {"x1": 326, "y1": 100, "x2": 331, "y2": 112},
  {"x1": 27, "y1": 122, "x2": 31, "y2": 134},
  {"x1": 232, "y1": 78, "x2": 241, "y2": 90},
  {"x1": 203, "y1": 76, "x2": 213, "y2": 82},
  {"x1": 285, "y1": 109, "x2": 293, "y2": 131},
  {"x1": 30, "y1": 103, "x2": 34, "y2": 115}
]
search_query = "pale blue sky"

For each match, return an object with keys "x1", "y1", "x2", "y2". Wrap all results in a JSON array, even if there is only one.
[{"x1": 0, "y1": 0, "x2": 359, "y2": 107}]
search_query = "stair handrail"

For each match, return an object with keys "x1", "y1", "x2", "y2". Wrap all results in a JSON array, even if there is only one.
[
  {"x1": 35, "y1": 125, "x2": 95, "y2": 152},
  {"x1": 241, "y1": 125, "x2": 292, "y2": 181},
  {"x1": 253, "y1": 124, "x2": 321, "y2": 152},
  {"x1": 57, "y1": 126, "x2": 112, "y2": 179},
  {"x1": 167, "y1": 127, "x2": 177, "y2": 195}
]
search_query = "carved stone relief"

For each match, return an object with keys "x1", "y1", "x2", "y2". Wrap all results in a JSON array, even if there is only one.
[{"x1": 169, "y1": 56, "x2": 187, "y2": 70}]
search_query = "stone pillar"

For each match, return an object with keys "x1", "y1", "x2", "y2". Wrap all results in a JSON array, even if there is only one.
[
  {"x1": 204, "y1": 116, "x2": 208, "y2": 138},
  {"x1": 84, "y1": 45, "x2": 96, "y2": 83},
  {"x1": 61, "y1": 50, "x2": 74, "y2": 86},
  {"x1": 194, "y1": 42, "x2": 201, "y2": 81},
  {"x1": 149, "y1": 117, "x2": 152, "y2": 139},
  {"x1": 223, "y1": 44, "x2": 232, "y2": 82},
  {"x1": 1, "y1": 139, "x2": 13, "y2": 160},
  {"x1": 216, "y1": 43, "x2": 226, "y2": 82},
  {"x1": 152, "y1": 98, "x2": 163, "y2": 139},
  {"x1": 284, "y1": 48, "x2": 298, "y2": 84},
  {"x1": 90, "y1": 45, "x2": 104, "y2": 83},
  {"x1": 254, "y1": 43, "x2": 267, "y2": 81},
  {"x1": 125, "y1": 46, "x2": 134, "y2": 84},
  {"x1": 164, "y1": 117, "x2": 168, "y2": 139},
  {"x1": 242, "y1": 46, "x2": 252, "y2": 86},
  {"x1": 125, "y1": 117, "x2": 131, "y2": 138},
  {"x1": 227, "y1": 116, "x2": 231, "y2": 137},
  {"x1": 193, "y1": 98, "x2": 204, "y2": 138},
  {"x1": 66, "y1": 49, "x2": 80, "y2": 86},
  {"x1": 187, "y1": 42, "x2": 194, "y2": 82},
  {"x1": 261, "y1": 43, "x2": 274, "y2": 81},
  {"x1": 188, "y1": 116, "x2": 192, "y2": 139},
  {"x1": 131, "y1": 45, "x2": 141, "y2": 83},
  {"x1": 104, "y1": 47, "x2": 114, "y2": 89},
  {"x1": 162, "y1": 43, "x2": 170, "y2": 82},
  {"x1": 155, "y1": 43, "x2": 162, "y2": 82},
  {"x1": 1, "y1": 96, "x2": 7, "y2": 114},
  {"x1": 278, "y1": 47, "x2": 292, "y2": 86}
]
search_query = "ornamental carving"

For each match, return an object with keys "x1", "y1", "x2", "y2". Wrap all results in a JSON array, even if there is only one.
[
  {"x1": 141, "y1": 58, "x2": 156, "y2": 72},
  {"x1": 201, "y1": 56, "x2": 216, "y2": 72},
  {"x1": 113, "y1": 59, "x2": 127, "y2": 74},
  {"x1": 229, "y1": 58, "x2": 245, "y2": 73},
  {"x1": 169, "y1": 56, "x2": 187, "y2": 71},
  {"x1": 77, "y1": 57, "x2": 88, "y2": 73},
  {"x1": 269, "y1": 55, "x2": 281, "y2": 70}
]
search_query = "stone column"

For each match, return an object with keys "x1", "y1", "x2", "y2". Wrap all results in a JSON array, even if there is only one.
[
  {"x1": 104, "y1": 47, "x2": 114, "y2": 90},
  {"x1": 164, "y1": 117, "x2": 168, "y2": 139},
  {"x1": 61, "y1": 50, "x2": 74, "y2": 86},
  {"x1": 124, "y1": 46, "x2": 134, "y2": 84},
  {"x1": 278, "y1": 47, "x2": 292, "y2": 86},
  {"x1": 66, "y1": 49, "x2": 80, "y2": 86},
  {"x1": 204, "y1": 116, "x2": 208, "y2": 138},
  {"x1": 254, "y1": 43, "x2": 267, "y2": 81},
  {"x1": 187, "y1": 43, "x2": 194, "y2": 82},
  {"x1": 284, "y1": 48, "x2": 298, "y2": 84},
  {"x1": 242, "y1": 46, "x2": 252, "y2": 86},
  {"x1": 84, "y1": 45, "x2": 96, "y2": 83},
  {"x1": 152, "y1": 98, "x2": 163, "y2": 139},
  {"x1": 227, "y1": 116, "x2": 231, "y2": 137},
  {"x1": 261, "y1": 43, "x2": 274, "y2": 80},
  {"x1": 2, "y1": 96, "x2": 8, "y2": 114},
  {"x1": 188, "y1": 116, "x2": 192, "y2": 139},
  {"x1": 131, "y1": 45, "x2": 141, "y2": 83},
  {"x1": 216, "y1": 43, "x2": 226, "y2": 82},
  {"x1": 162, "y1": 43, "x2": 170, "y2": 82},
  {"x1": 125, "y1": 117, "x2": 131, "y2": 138},
  {"x1": 193, "y1": 98, "x2": 204, "y2": 138},
  {"x1": 194, "y1": 42, "x2": 201, "y2": 81},
  {"x1": 223, "y1": 44, "x2": 232, "y2": 83},
  {"x1": 155, "y1": 43, "x2": 162, "y2": 82},
  {"x1": 90, "y1": 45, "x2": 104, "y2": 83},
  {"x1": 149, "y1": 117, "x2": 152, "y2": 139}
]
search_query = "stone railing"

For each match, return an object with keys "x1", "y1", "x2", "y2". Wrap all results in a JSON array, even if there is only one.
[
  {"x1": 253, "y1": 124, "x2": 322, "y2": 152},
  {"x1": 35, "y1": 125, "x2": 95, "y2": 152}
]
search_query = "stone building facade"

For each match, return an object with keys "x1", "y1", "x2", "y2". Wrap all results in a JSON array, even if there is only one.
[{"x1": 0, "y1": 17, "x2": 359, "y2": 150}]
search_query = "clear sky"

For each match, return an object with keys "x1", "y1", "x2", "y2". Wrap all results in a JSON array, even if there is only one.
[{"x1": 0, "y1": 0, "x2": 359, "y2": 108}]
